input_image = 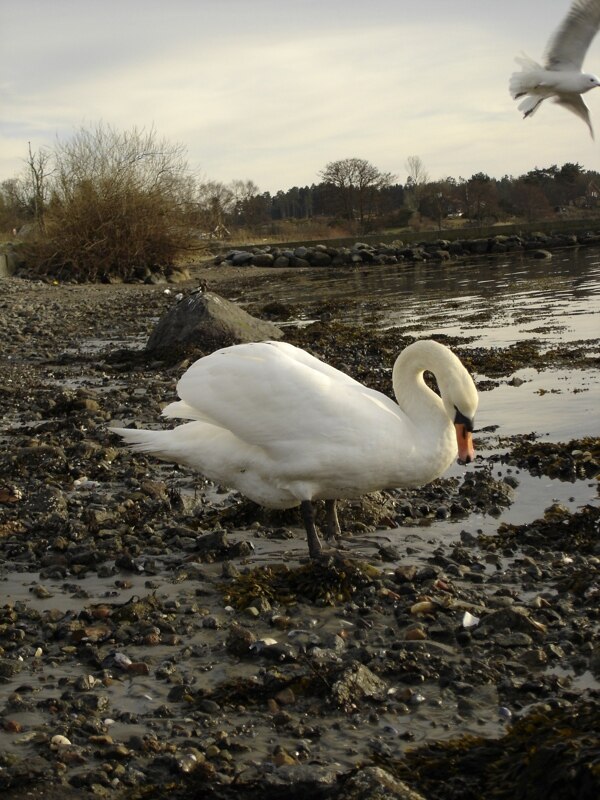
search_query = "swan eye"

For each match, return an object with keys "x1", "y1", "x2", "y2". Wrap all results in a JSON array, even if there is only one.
[{"x1": 454, "y1": 407, "x2": 474, "y2": 432}]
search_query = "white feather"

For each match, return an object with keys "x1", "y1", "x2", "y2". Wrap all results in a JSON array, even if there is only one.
[
  {"x1": 509, "y1": 0, "x2": 600, "y2": 136},
  {"x1": 110, "y1": 340, "x2": 478, "y2": 510}
]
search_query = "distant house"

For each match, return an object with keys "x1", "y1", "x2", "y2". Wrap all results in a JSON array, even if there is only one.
[{"x1": 574, "y1": 180, "x2": 600, "y2": 209}]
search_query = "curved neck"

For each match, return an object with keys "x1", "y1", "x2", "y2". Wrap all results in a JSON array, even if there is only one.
[{"x1": 391, "y1": 341, "x2": 450, "y2": 427}]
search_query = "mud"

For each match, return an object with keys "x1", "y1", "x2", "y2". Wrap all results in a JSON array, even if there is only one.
[{"x1": 0, "y1": 250, "x2": 598, "y2": 799}]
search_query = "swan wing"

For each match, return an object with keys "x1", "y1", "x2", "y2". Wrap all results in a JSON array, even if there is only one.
[
  {"x1": 544, "y1": 0, "x2": 600, "y2": 71},
  {"x1": 170, "y1": 341, "x2": 405, "y2": 451}
]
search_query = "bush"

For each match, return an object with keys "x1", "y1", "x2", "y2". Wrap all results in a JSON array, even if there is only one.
[{"x1": 24, "y1": 124, "x2": 195, "y2": 281}]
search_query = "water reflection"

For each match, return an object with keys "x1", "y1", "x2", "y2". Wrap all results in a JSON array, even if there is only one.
[
  {"x1": 242, "y1": 245, "x2": 600, "y2": 442},
  {"x1": 244, "y1": 245, "x2": 600, "y2": 348}
]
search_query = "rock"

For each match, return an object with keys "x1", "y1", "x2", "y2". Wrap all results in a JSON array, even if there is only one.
[
  {"x1": 309, "y1": 251, "x2": 332, "y2": 266},
  {"x1": 331, "y1": 663, "x2": 388, "y2": 708},
  {"x1": 145, "y1": 291, "x2": 283, "y2": 355},
  {"x1": 465, "y1": 238, "x2": 490, "y2": 255},
  {"x1": 339, "y1": 766, "x2": 427, "y2": 800},
  {"x1": 251, "y1": 253, "x2": 274, "y2": 267},
  {"x1": 289, "y1": 256, "x2": 311, "y2": 268},
  {"x1": 226, "y1": 622, "x2": 257, "y2": 656},
  {"x1": 531, "y1": 249, "x2": 552, "y2": 259},
  {"x1": 231, "y1": 251, "x2": 254, "y2": 266},
  {"x1": 474, "y1": 607, "x2": 546, "y2": 639}
]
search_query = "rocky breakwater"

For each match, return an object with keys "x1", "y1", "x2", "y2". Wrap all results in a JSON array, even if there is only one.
[{"x1": 214, "y1": 229, "x2": 600, "y2": 268}]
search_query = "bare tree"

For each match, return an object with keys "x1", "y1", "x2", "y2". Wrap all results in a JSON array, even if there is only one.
[
  {"x1": 26, "y1": 123, "x2": 194, "y2": 280},
  {"x1": 404, "y1": 155, "x2": 429, "y2": 210},
  {"x1": 405, "y1": 155, "x2": 429, "y2": 185},
  {"x1": 26, "y1": 142, "x2": 52, "y2": 230},
  {"x1": 195, "y1": 181, "x2": 235, "y2": 235},
  {"x1": 319, "y1": 157, "x2": 395, "y2": 224}
]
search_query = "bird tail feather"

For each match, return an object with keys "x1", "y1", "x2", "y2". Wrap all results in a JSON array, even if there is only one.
[
  {"x1": 517, "y1": 95, "x2": 545, "y2": 117},
  {"x1": 509, "y1": 54, "x2": 544, "y2": 99},
  {"x1": 109, "y1": 426, "x2": 173, "y2": 456}
]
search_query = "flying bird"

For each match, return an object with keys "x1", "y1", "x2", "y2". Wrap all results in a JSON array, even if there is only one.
[
  {"x1": 509, "y1": 0, "x2": 600, "y2": 137},
  {"x1": 110, "y1": 340, "x2": 478, "y2": 559}
]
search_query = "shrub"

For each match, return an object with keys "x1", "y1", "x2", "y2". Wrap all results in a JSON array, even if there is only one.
[{"x1": 24, "y1": 124, "x2": 195, "y2": 281}]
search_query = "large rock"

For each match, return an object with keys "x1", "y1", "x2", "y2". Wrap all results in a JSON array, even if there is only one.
[{"x1": 145, "y1": 290, "x2": 283, "y2": 355}]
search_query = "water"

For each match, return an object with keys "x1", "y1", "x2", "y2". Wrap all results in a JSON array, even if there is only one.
[
  {"x1": 242, "y1": 245, "x2": 600, "y2": 348},
  {"x1": 1, "y1": 248, "x2": 598, "y2": 770},
  {"x1": 241, "y1": 245, "x2": 600, "y2": 443},
  {"x1": 237, "y1": 244, "x2": 600, "y2": 538}
]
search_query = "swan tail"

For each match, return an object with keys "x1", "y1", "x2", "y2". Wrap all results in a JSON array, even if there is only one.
[
  {"x1": 161, "y1": 400, "x2": 207, "y2": 421},
  {"x1": 109, "y1": 426, "x2": 180, "y2": 460}
]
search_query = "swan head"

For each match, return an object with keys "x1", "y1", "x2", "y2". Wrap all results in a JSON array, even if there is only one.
[
  {"x1": 454, "y1": 407, "x2": 476, "y2": 464},
  {"x1": 393, "y1": 340, "x2": 479, "y2": 465},
  {"x1": 440, "y1": 361, "x2": 478, "y2": 464}
]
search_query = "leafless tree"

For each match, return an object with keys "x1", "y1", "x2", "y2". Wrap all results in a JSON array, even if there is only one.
[
  {"x1": 195, "y1": 180, "x2": 235, "y2": 234},
  {"x1": 25, "y1": 142, "x2": 53, "y2": 230},
  {"x1": 26, "y1": 123, "x2": 194, "y2": 280},
  {"x1": 404, "y1": 155, "x2": 429, "y2": 210},
  {"x1": 319, "y1": 157, "x2": 395, "y2": 224}
]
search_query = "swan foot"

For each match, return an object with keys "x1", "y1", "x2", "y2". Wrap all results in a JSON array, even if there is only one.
[
  {"x1": 324, "y1": 499, "x2": 342, "y2": 542},
  {"x1": 300, "y1": 500, "x2": 323, "y2": 559}
]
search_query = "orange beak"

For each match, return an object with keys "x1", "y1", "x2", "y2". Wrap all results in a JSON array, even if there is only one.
[{"x1": 455, "y1": 423, "x2": 475, "y2": 464}]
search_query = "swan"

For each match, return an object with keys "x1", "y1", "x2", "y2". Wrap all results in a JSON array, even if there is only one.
[{"x1": 110, "y1": 339, "x2": 478, "y2": 558}]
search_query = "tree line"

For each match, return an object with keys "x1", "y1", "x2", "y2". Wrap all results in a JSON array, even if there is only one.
[{"x1": 1, "y1": 123, "x2": 599, "y2": 280}]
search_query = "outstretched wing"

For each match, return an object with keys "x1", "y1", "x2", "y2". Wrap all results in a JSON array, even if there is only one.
[
  {"x1": 545, "y1": 0, "x2": 600, "y2": 71},
  {"x1": 554, "y1": 92, "x2": 595, "y2": 136}
]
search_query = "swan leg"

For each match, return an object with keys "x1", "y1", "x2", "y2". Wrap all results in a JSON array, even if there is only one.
[
  {"x1": 300, "y1": 500, "x2": 323, "y2": 558},
  {"x1": 325, "y1": 499, "x2": 342, "y2": 541}
]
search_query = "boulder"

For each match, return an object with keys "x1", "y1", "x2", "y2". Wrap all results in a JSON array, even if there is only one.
[
  {"x1": 145, "y1": 290, "x2": 283, "y2": 355},
  {"x1": 309, "y1": 251, "x2": 332, "y2": 266},
  {"x1": 231, "y1": 251, "x2": 254, "y2": 266},
  {"x1": 464, "y1": 238, "x2": 490, "y2": 255},
  {"x1": 0, "y1": 244, "x2": 25, "y2": 278},
  {"x1": 250, "y1": 253, "x2": 274, "y2": 267}
]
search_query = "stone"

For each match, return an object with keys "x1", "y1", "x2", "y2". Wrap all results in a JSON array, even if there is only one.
[
  {"x1": 465, "y1": 238, "x2": 490, "y2": 255},
  {"x1": 309, "y1": 251, "x2": 332, "y2": 266},
  {"x1": 251, "y1": 253, "x2": 274, "y2": 267},
  {"x1": 339, "y1": 766, "x2": 427, "y2": 800},
  {"x1": 231, "y1": 251, "x2": 254, "y2": 266},
  {"x1": 145, "y1": 291, "x2": 283, "y2": 355},
  {"x1": 331, "y1": 663, "x2": 388, "y2": 708},
  {"x1": 531, "y1": 249, "x2": 552, "y2": 259}
]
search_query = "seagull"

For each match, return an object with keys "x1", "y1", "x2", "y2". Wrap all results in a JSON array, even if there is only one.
[{"x1": 509, "y1": 0, "x2": 600, "y2": 137}]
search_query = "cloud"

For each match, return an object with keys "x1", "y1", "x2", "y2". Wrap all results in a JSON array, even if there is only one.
[{"x1": 2, "y1": 1, "x2": 600, "y2": 191}]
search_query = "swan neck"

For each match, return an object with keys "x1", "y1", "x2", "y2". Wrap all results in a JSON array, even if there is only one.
[{"x1": 392, "y1": 343, "x2": 447, "y2": 424}]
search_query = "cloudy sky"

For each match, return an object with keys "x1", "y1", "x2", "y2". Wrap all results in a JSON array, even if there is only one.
[{"x1": 2, "y1": 0, "x2": 600, "y2": 193}]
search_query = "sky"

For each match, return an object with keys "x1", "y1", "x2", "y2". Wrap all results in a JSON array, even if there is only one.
[{"x1": 2, "y1": 0, "x2": 600, "y2": 194}]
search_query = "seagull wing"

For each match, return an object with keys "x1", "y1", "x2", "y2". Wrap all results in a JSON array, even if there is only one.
[
  {"x1": 544, "y1": 0, "x2": 600, "y2": 71},
  {"x1": 554, "y1": 92, "x2": 595, "y2": 136}
]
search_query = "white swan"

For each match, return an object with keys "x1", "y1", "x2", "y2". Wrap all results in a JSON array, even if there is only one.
[{"x1": 110, "y1": 339, "x2": 478, "y2": 558}]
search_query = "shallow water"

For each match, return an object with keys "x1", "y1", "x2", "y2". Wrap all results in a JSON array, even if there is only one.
[
  {"x1": 1, "y1": 249, "x2": 598, "y2": 785},
  {"x1": 242, "y1": 245, "x2": 600, "y2": 442},
  {"x1": 243, "y1": 245, "x2": 600, "y2": 344}
]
